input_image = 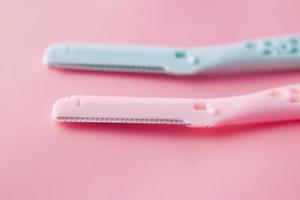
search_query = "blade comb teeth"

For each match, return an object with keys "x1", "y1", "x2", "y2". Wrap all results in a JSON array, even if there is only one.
[
  {"x1": 57, "y1": 117, "x2": 186, "y2": 125},
  {"x1": 52, "y1": 63, "x2": 166, "y2": 73}
]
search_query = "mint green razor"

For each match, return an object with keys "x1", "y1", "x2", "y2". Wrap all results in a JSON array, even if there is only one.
[{"x1": 43, "y1": 35, "x2": 300, "y2": 75}]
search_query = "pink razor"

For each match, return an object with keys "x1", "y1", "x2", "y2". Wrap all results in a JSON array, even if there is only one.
[{"x1": 52, "y1": 84, "x2": 300, "y2": 127}]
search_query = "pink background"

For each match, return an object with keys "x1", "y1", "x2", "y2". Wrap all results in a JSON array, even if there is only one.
[{"x1": 1, "y1": 0, "x2": 300, "y2": 199}]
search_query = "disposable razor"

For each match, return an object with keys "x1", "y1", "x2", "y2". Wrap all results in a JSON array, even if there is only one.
[
  {"x1": 52, "y1": 84, "x2": 300, "y2": 128},
  {"x1": 43, "y1": 35, "x2": 300, "y2": 75}
]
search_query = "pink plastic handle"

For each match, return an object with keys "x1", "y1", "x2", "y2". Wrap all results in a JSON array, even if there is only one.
[{"x1": 203, "y1": 84, "x2": 300, "y2": 127}]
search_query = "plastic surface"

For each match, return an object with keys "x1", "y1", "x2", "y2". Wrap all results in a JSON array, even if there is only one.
[
  {"x1": 52, "y1": 84, "x2": 300, "y2": 127},
  {"x1": 44, "y1": 35, "x2": 300, "y2": 75},
  {"x1": 195, "y1": 35, "x2": 300, "y2": 73}
]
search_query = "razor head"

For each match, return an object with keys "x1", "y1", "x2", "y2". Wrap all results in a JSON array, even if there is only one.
[
  {"x1": 52, "y1": 96, "x2": 213, "y2": 127},
  {"x1": 52, "y1": 96, "x2": 189, "y2": 126},
  {"x1": 44, "y1": 43, "x2": 200, "y2": 75}
]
